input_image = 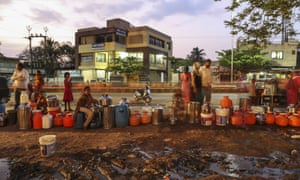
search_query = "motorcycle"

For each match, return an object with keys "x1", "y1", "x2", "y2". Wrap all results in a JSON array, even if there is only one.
[{"x1": 134, "y1": 85, "x2": 152, "y2": 104}]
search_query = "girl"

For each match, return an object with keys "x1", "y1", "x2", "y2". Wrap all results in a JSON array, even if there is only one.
[{"x1": 63, "y1": 72, "x2": 74, "y2": 111}]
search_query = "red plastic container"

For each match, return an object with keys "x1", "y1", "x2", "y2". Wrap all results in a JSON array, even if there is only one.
[
  {"x1": 33, "y1": 110, "x2": 43, "y2": 129},
  {"x1": 54, "y1": 113, "x2": 64, "y2": 127},
  {"x1": 63, "y1": 113, "x2": 74, "y2": 128}
]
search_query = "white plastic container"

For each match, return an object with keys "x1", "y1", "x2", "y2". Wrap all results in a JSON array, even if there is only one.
[
  {"x1": 200, "y1": 113, "x2": 214, "y2": 126},
  {"x1": 39, "y1": 135, "x2": 56, "y2": 157},
  {"x1": 215, "y1": 108, "x2": 230, "y2": 126},
  {"x1": 42, "y1": 113, "x2": 53, "y2": 129}
]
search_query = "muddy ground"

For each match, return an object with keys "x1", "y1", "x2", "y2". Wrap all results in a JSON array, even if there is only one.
[{"x1": 0, "y1": 118, "x2": 300, "y2": 180}]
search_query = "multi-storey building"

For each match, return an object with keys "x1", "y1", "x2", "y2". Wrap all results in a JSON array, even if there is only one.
[
  {"x1": 263, "y1": 39, "x2": 300, "y2": 71},
  {"x1": 75, "y1": 18, "x2": 173, "y2": 82}
]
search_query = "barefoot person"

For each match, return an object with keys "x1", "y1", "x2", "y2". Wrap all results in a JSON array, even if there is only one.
[
  {"x1": 63, "y1": 72, "x2": 73, "y2": 111},
  {"x1": 74, "y1": 86, "x2": 98, "y2": 129}
]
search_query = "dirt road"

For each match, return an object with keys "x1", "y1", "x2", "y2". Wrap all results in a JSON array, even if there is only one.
[{"x1": 0, "y1": 119, "x2": 299, "y2": 179}]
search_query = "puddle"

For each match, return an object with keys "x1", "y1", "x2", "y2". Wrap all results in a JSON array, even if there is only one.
[
  {"x1": 4, "y1": 147, "x2": 300, "y2": 179},
  {"x1": 0, "y1": 158, "x2": 10, "y2": 179},
  {"x1": 208, "y1": 151, "x2": 300, "y2": 179}
]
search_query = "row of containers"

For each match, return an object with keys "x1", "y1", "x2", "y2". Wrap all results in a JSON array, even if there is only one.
[{"x1": 1, "y1": 95, "x2": 300, "y2": 129}]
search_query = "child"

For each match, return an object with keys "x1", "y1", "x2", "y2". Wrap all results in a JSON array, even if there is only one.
[{"x1": 63, "y1": 72, "x2": 73, "y2": 111}]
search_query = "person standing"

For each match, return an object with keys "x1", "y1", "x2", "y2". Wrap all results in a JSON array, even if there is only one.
[
  {"x1": 74, "y1": 86, "x2": 98, "y2": 130},
  {"x1": 33, "y1": 70, "x2": 44, "y2": 93},
  {"x1": 180, "y1": 66, "x2": 192, "y2": 107},
  {"x1": 11, "y1": 62, "x2": 29, "y2": 110},
  {"x1": 286, "y1": 71, "x2": 300, "y2": 105},
  {"x1": 200, "y1": 59, "x2": 213, "y2": 103},
  {"x1": 248, "y1": 78, "x2": 257, "y2": 105},
  {"x1": 63, "y1": 72, "x2": 74, "y2": 112},
  {"x1": 191, "y1": 61, "x2": 202, "y2": 103}
]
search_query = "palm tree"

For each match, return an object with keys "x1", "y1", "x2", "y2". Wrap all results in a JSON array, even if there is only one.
[{"x1": 187, "y1": 47, "x2": 206, "y2": 64}]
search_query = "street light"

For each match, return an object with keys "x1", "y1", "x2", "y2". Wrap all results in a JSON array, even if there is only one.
[
  {"x1": 24, "y1": 26, "x2": 48, "y2": 77},
  {"x1": 230, "y1": 0, "x2": 239, "y2": 83},
  {"x1": 26, "y1": 25, "x2": 33, "y2": 76}
]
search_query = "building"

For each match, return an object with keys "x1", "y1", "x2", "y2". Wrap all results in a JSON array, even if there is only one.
[
  {"x1": 263, "y1": 38, "x2": 300, "y2": 71},
  {"x1": 75, "y1": 18, "x2": 173, "y2": 82},
  {"x1": 0, "y1": 57, "x2": 18, "y2": 81}
]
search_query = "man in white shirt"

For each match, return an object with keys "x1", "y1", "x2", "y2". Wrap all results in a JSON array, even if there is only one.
[
  {"x1": 200, "y1": 59, "x2": 213, "y2": 103},
  {"x1": 11, "y1": 62, "x2": 29, "y2": 110}
]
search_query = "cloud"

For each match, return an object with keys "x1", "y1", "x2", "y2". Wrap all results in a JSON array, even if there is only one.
[
  {"x1": 138, "y1": 0, "x2": 213, "y2": 21},
  {"x1": 0, "y1": 0, "x2": 12, "y2": 5},
  {"x1": 28, "y1": 8, "x2": 65, "y2": 24}
]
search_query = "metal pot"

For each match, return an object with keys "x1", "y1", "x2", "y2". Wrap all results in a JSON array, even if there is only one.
[
  {"x1": 47, "y1": 95, "x2": 59, "y2": 107},
  {"x1": 187, "y1": 101, "x2": 201, "y2": 124},
  {"x1": 17, "y1": 104, "x2": 32, "y2": 130},
  {"x1": 102, "y1": 105, "x2": 115, "y2": 129},
  {"x1": 152, "y1": 105, "x2": 163, "y2": 125},
  {"x1": 99, "y1": 94, "x2": 112, "y2": 106}
]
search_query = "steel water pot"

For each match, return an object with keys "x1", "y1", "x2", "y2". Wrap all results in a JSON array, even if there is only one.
[{"x1": 17, "y1": 104, "x2": 32, "y2": 130}]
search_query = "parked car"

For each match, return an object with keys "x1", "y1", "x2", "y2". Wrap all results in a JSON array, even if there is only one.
[{"x1": 0, "y1": 76, "x2": 10, "y2": 103}]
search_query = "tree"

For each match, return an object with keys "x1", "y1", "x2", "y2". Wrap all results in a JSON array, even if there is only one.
[
  {"x1": 106, "y1": 56, "x2": 144, "y2": 81},
  {"x1": 216, "y1": 47, "x2": 272, "y2": 74},
  {"x1": 215, "y1": 0, "x2": 300, "y2": 44},
  {"x1": 18, "y1": 38, "x2": 75, "y2": 76},
  {"x1": 186, "y1": 47, "x2": 206, "y2": 64},
  {"x1": 166, "y1": 56, "x2": 191, "y2": 73}
]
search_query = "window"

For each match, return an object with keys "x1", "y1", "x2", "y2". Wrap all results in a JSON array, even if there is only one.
[
  {"x1": 149, "y1": 53, "x2": 166, "y2": 64},
  {"x1": 81, "y1": 56, "x2": 93, "y2": 63},
  {"x1": 95, "y1": 53, "x2": 106, "y2": 63},
  {"x1": 106, "y1": 35, "x2": 113, "y2": 42},
  {"x1": 95, "y1": 35, "x2": 105, "y2": 43},
  {"x1": 149, "y1": 36, "x2": 165, "y2": 48},
  {"x1": 116, "y1": 35, "x2": 126, "y2": 44},
  {"x1": 271, "y1": 51, "x2": 283, "y2": 60},
  {"x1": 128, "y1": 52, "x2": 143, "y2": 61}
]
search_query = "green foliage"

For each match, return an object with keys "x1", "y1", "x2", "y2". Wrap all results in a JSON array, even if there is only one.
[
  {"x1": 216, "y1": 46, "x2": 272, "y2": 73},
  {"x1": 106, "y1": 56, "x2": 143, "y2": 75},
  {"x1": 215, "y1": 0, "x2": 300, "y2": 44},
  {"x1": 166, "y1": 56, "x2": 191, "y2": 73},
  {"x1": 186, "y1": 47, "x2": 206, "y2": 64},
  {"x1": 19, "y1": 38, "x2": 75, "y2": 77}
]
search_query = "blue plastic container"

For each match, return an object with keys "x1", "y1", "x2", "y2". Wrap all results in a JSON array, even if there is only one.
[
  {"x1": 74, "y1": 112, "x2": 86, "y2": 129},
  {"x1": 0, "y1": 103, "x2": 5, "y2": 113},
  {"x1": 114, "y1": 104, "x2": 129, "y2": 127}
]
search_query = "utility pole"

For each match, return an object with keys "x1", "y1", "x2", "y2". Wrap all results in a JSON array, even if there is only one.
[{"x1": 24, "y1": 26, "x2": 48, "y2": 78}]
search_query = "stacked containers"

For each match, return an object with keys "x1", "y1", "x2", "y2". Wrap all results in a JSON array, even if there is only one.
[
  {"x1": 100, "y1": 94, "x2": 115, "y2": 129},
  {"x1": 46, "y1": 95, "x2": 60, "y2": 118},
  {"x1": 17, "y1": 91, "x2": 32, "y2": 130},
  {"x1": 187, "y1": 101, "x2": 201, "y2": 124}
]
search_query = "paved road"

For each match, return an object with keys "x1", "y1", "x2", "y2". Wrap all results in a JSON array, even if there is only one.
[{"x1": 7, "y1": 92, "x2": 174, "y2": 110}]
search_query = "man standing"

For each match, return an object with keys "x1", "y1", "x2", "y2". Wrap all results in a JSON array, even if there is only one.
[
  {"x1": 11, "y1": 62, "x2": 29, "y2": 110},
  {"x1": 200, "y1": 59, "x2": 213, "y2": 103},
  {"x1": 286, "y1": 71, "x2": 300, "y2": 105}
]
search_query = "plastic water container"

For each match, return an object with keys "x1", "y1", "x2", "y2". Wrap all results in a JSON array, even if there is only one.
[
  {"x1": 39, "y1": 135, "x2": 56, "y2": 157},
  {"x1": 0, "y1": 103, "x2": 5, "y2": 113},
  {"x1": 74, "y1": 112, "x2": 86, "y2": 129},
  {"x1": 114, "y1": 104, "x2": 129, "y2": 127},
  {"x1": 42, "y1": 113, "x2": 53, "y2": 129},
  {"x1": 215, "y1": 108, "x2": 230, "y2": 126}
]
